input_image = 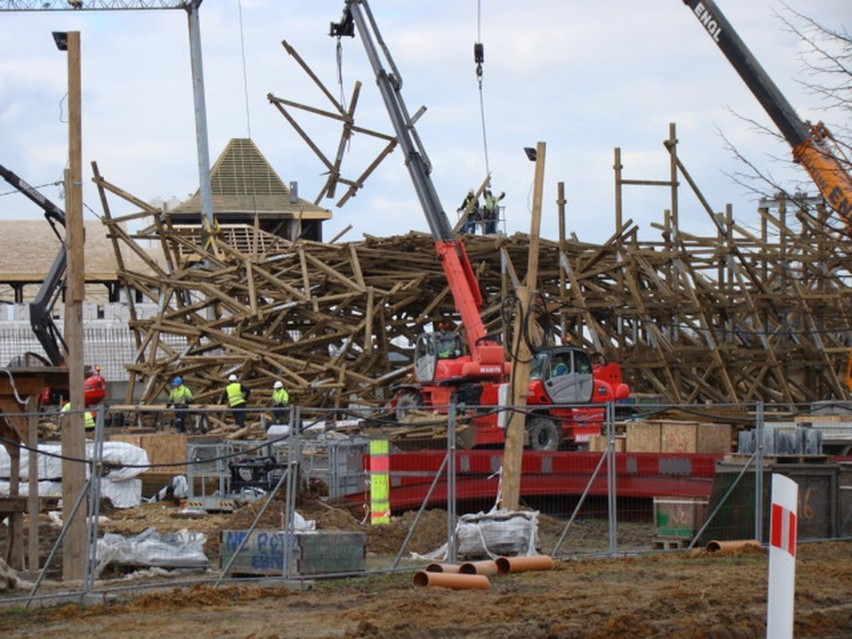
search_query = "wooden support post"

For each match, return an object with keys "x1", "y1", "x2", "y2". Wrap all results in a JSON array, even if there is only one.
[
  {"x1": 557, "y1": 182, "x2": 567, "y2": 340},
  {"x1": 4, "y1": 409, "x2": 24, "y2": 569},
  {"x1": 613, "y1": 147, "x2": 623, "y2": 231},
  {"x1": 668, "y1": 122, "x2": 679, "y2": 232},
  {"x1": 27, "y1": 398, "x2": 39, "y2": 576},
  {"x1": 62, "y1": 30, "x2": 87, "y2": 582},
  {"x1": 500, "y1": 142, "x2": 546, "y2": 511}
]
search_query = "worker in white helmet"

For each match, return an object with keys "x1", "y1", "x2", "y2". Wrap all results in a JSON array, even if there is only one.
[
  {"x1": 221, "y1": 373, "x2": 251, "y2": 427},
  {"x1": 270, "y1": 380, "x2": 290, "y2": 427}
]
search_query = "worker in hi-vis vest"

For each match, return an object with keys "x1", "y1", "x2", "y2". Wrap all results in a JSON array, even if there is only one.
[
  {"x1": 271, "y1": 380, "x2": 290, "y2": 427},
  {"x1": 221, "y1": 374, "x2": 251, "y2": 427},
  {"x1": 61, "y1": 401, "x2": 95, "y2": 432},
  {"x1": 166, "y1": 376, "x2": 193, "y2": 433}
]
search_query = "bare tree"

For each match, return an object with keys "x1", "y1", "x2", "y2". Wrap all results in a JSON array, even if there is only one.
[{"x1": 721, "y1": 4, "x2": 851, "y2": 237}]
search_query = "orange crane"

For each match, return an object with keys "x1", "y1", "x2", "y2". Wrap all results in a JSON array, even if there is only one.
[{"x1": 682, "y1": 0, "x2": 852, "y2": 393}]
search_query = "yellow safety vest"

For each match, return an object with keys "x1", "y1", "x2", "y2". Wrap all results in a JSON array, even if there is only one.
[
  {"x1": 272, "y1": 388, "x2": 289, "y2": 406},
  {"x1": 169, "y1": 384, "x2": 193, "y2": 404},
  {"x1": 62, "y1": 403, "x2": 95, "y2": 430},
  {"x1": 226, "y1": 382, "x2": 246, "y2": 407}
]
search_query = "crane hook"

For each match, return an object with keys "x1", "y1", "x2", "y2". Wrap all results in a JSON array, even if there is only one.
[{"x1": 474, "y1": 42, "x2": 484, "y2": 83}]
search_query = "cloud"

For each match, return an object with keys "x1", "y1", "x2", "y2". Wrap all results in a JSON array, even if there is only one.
[{"x1": 0, "y1": 1, "x2": 846, "y2": 245}]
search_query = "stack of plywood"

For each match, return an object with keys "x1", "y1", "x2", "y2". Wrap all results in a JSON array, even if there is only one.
[{"x1": 626, "y1": 420, "x2": 733, "y2": 454}]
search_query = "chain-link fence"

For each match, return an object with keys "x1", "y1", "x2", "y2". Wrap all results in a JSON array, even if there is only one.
[{"x1": 0, "y1": 400, "x2": 850, "y2": 606}]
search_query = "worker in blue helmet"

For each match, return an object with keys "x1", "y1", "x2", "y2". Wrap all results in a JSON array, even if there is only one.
[{"x1": 166, "y1": 376, "x2": 193, "y2": 433}]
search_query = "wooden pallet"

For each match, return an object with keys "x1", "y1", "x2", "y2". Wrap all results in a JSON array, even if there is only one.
[{"x1": 652, "y1": 536, "x2": 692, "y2": 550}]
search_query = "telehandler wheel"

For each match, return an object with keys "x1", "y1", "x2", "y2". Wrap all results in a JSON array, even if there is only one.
[
  {"x1": 526, "y1": 416, "x2": 562, "y2": 451},
  {"x1": 394, "y1": 391, "x2": 424, "y2": 422}
]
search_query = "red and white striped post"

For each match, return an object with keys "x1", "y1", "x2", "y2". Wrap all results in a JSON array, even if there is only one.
[{"x1": 766, "y1": 473, "x2": 798, "y2": 639}]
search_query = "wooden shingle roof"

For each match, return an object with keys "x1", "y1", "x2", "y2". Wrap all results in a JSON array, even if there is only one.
[
  {"x1": 0, "y1": 219, "x2": 164, "y2": 283},
  {"x1": 170, "y1": 138, "x2": 332, "y2": 220}
]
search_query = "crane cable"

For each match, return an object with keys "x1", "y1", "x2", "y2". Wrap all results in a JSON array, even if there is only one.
[
  {"x1": 475, "y1": 0, "x2": 490, "y2": 176},
  {"x1": 237, "y1": 0, "x2": 260, "y2": 218},
  {"x1": 237, "y1": 0, "x2": 252, "y2": 139}
]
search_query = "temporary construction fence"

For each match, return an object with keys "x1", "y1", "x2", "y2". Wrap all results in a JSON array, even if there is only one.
[{"x1": 0, "y1": 400, "x2": 850, "y2": 607}]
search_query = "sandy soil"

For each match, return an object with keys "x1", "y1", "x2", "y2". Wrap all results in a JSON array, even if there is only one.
[{"x1": 0, "y1": 496, "x2": 850, "y2": 639}]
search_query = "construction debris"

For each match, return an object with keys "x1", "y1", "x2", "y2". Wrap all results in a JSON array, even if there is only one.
[{"x1": 91, "y1": 167, "x2": 851, "y2": 410}]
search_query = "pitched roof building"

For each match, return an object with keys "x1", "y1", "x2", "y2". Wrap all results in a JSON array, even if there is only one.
[{"x1": 168, "y1": 138, "x2": 332, "y2": 241}]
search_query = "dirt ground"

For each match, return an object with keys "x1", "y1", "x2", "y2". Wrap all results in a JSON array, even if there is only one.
[
  {"x1": 0, "y1": 497, "x2": 850, "y2": 639},
  {"x1": 0, "y1": 541, "x2": 849, "y2": 638}
]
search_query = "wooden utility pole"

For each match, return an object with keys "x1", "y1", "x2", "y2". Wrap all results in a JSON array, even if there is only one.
[
  {"x1": 499, "y1": 141, "x2": 546, "y2": 510},
  {"x1": 557, "y1": 182, "x2": 567, "y2": 339},
  {"x1": 61, "y1": 30, "x2": 87, "y2": 582}
]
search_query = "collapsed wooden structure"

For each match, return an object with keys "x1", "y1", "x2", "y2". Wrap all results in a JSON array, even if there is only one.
[{"x1": 92, "y1": 163, "x2": 851, "y2": 410}]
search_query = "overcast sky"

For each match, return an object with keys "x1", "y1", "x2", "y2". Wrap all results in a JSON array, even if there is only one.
[{"x1": 0, "y1": 1, "x2": 848, "y2": 245}]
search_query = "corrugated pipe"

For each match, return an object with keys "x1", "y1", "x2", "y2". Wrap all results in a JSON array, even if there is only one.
[
  {"x1": 495, "y1": 555, "x2": 554, "y2": 574},
  {"x1": 425, "y1": 562, "x2": 461, "y2": 573},
  {"x1": 413, "y1": 570, "x2": 490, "y2": 590},
  {"x1": 706, "y1": 539, "x2": 763, "y2": 553},
  {"x1": 459, "y1": 560, "x2": 499, "y2": 576}
]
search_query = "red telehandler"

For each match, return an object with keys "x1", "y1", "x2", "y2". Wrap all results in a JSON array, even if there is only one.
[
  {"x1": 0, "y1": 163, "x2": 106, "y2": 408},
  {"x1": 681, "y1": 0, "x2": 852, "y2": 394},
  {"x1": 330, "y1": 1, "x2": 630, "y2": 450}
]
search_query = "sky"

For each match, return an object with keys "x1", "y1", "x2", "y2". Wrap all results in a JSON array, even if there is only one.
[{"x1": 0, "y1": 0, "x2": 849, "y2": 245}]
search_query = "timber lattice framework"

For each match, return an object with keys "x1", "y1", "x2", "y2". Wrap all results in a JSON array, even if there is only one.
[{"x1": 92, "y1": 169, "x2": 851, "y2": 410}]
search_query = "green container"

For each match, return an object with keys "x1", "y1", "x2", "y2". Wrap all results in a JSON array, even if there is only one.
[{"x1": 654, "y1": 497, "x2": 708, "y2": 538}]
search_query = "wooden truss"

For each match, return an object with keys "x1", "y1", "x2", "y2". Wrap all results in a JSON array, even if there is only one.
[{"x1": 266, "y1": 40, "x2": 396, "y2": 208}]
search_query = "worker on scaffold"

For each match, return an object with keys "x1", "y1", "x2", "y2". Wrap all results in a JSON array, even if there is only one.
[
  {"x1": 458, "y1": 189, "x2": 481, "y2": 234},
  {"x1": 482, "y1": 188, "x2": 505, "y2": 235}
]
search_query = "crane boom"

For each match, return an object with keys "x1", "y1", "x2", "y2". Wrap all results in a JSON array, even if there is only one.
[
  {"x1": 331, "y1": 0, "x2": 503, "y2": 367},
  {"x1": 682, "y1": 0, "x2": 852, "y2": 229},
  {"x1": 683, "y1": 0, "x2": 852, "y2": 393},
  {"x1": 0, "y1": 163, "x2": 68, "y2": 365}
]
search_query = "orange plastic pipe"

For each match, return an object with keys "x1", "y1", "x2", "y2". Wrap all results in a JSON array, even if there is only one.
[
  {"x1": 413, "y1": 570, "x2": 490, "y2": 590},
  {"x1": 495, "y1": 555, "x2": 554, "y2": 574},
  {"x1": 459, "y1": 560, "x2": 499, "y2": 576},
  {"x1": 706, "y1": 539, "x2": 763, "y2": 553},
  {"x1": 425, "y1": 562, "x2": 461, "y2": 573}
]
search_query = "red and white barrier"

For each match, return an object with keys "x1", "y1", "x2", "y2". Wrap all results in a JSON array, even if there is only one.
[{"x1": 766, "y1": 473, "x2": 798, "y2": 639}]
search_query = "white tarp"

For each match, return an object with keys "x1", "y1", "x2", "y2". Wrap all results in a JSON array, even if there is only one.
[
  {"x1": 0, "y1": 441, "x2": 149, "y2": 508},
  {"x1": 0, "y1": 441, "x2": 149, "y2": 481},
  {"x1": 0, "y1": 478, "x2": 142, "y2": 509},
  {"x1": 96, "y1": 528, "x2": 209, "y2": 576}
]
